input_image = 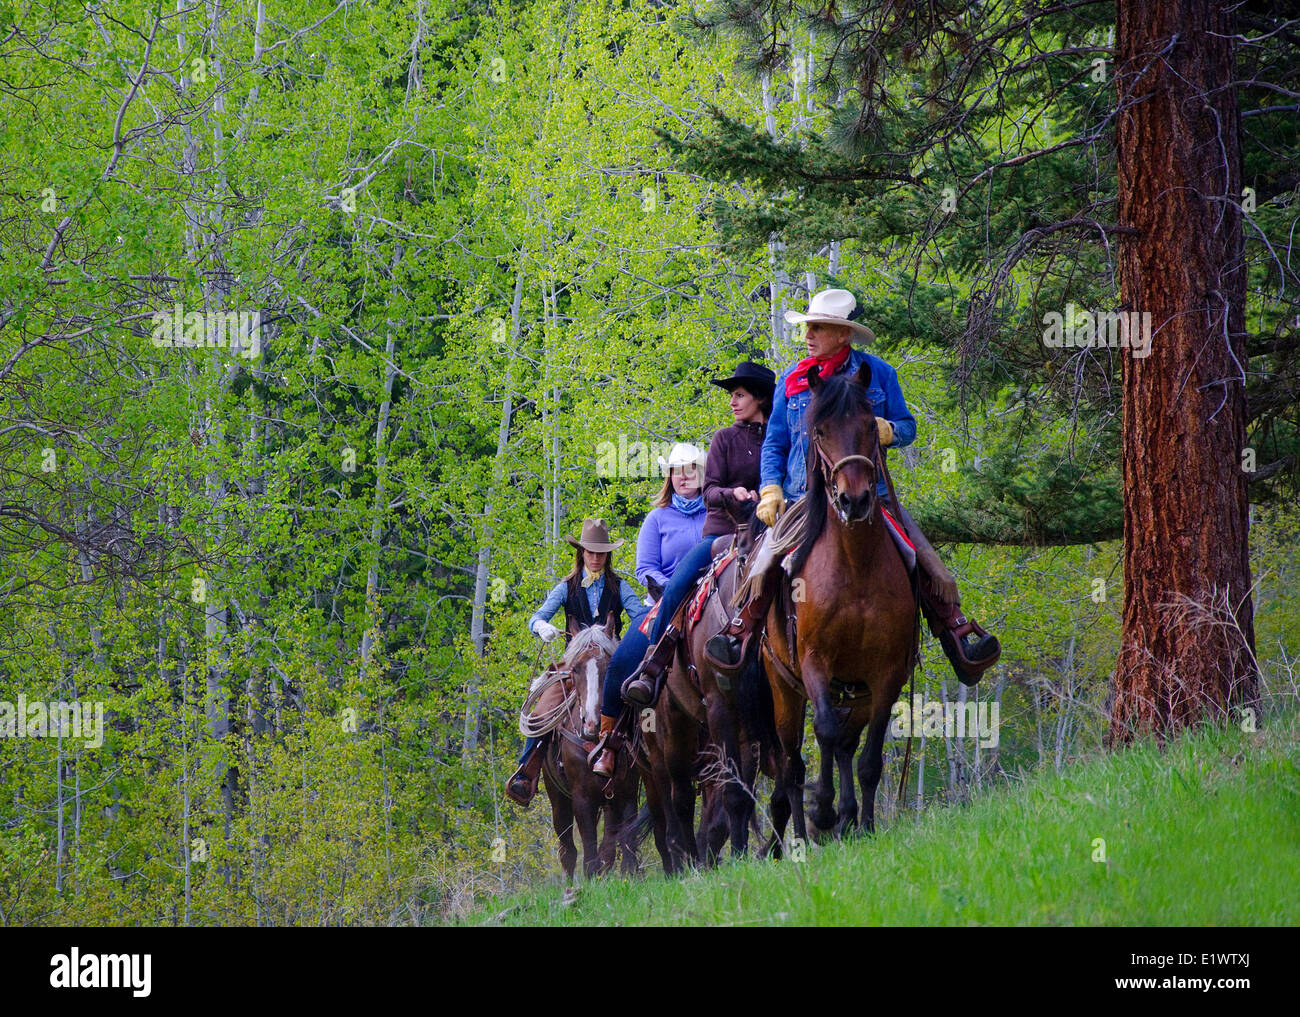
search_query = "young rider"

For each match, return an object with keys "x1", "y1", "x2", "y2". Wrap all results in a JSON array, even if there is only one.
[{"x1": 505, "y1": 518, "x2": 647, "y2": 806}]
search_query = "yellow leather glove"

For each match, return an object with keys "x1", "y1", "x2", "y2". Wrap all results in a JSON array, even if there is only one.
[
  {"x1": 756, "y1": 484, "x2": 786, "y2": 526},
  {"x1": 877, "y1": 418, "x2": 895, "y2": 447}
]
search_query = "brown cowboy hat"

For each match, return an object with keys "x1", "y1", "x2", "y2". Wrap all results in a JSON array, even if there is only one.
[{"x1": 565, "y1": 517, "x2": 625, "y2": 552}]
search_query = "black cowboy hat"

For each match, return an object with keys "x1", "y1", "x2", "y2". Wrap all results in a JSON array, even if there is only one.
[{"x1": 710, "y1": 361, "x2": 776, "y2": 397}]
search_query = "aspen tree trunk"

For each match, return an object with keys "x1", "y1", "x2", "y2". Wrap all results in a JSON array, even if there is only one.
[
  {"x1": 1111, "y1": 0, "x2": 1256, "y2": 742},
  {"x1": 360, "y1": 331, "x2": 397, "y2": 667},
  {"x1": 462, "y1": 262, "x2": 525, "y2": 756},
  {"x1": 761, "y1": 72, "x2": 790, "y2": 358}
]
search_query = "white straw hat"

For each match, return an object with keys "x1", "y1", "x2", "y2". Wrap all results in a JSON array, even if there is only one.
[
  {"x1": 784, "y1": 288, "x2": 875, "y2": 343},
  {"x1": 657, "y1": 442, "x2": 707, "y2": 476}
]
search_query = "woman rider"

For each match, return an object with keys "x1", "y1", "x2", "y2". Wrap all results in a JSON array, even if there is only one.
[
  {"x1": 634, "y1": 443, "x2": 709, "y2": 601},
  {"x1": 505, "y1": 518, "x2": 647, "y2": 807},
  {"x1": 590, "y1": 363, "x2": 776, "y2": 776},
  {"x1": 701, "y1": 362, "x2": 776, "y2": 539},
  {"x1": 705, "y1": 288, "x2": 1001, "y2": 685}
]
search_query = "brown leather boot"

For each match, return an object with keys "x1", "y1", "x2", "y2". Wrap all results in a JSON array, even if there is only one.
[
  {"x1": 504, "y1": 738, "x2": 546, "y2": 807},
  {"x1": 897, "y1": 503, "x2": 999, "y2": 686},
  {"x1": 622, "y1": 624, "x2": 680, "y2": 706},
  {"x1": 918, "y1": 574, "x2": 1000, "y2": 686},
  {"x1": 589, "y1": 714, "x2": 619, "y2": 778}
]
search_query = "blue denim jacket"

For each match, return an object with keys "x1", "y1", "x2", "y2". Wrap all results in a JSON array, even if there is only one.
[{"x1": 760, "y1": 348, "x2": 917, "y2": 501}]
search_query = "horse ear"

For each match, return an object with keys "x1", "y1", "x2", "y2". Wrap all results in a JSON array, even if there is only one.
[
  {"x1": 808, "y1": 364, "x2": 823, "y2": 391},
  {"x1": 855, "y1": 362, "x2": 872, "y2": 389},
  {"x1": 604, "y1": 612, "x2": 618, "y2": 638}
]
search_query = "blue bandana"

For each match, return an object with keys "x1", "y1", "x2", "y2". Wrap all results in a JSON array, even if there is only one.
[{"x1": 672, "y1": 492, "x2": 705, "y2": 516}]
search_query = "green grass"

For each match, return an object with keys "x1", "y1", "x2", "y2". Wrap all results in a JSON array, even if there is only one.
[{"x1": 461, "y1": 710, "x2": 1300, "y2": 926}]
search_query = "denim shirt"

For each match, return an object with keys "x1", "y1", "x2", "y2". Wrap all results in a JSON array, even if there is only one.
[
  {"x1": 760, "y1": 348, "x2": 917, "y2": 501},
  {"x1": 529, "y1": 575, "x2": 648, "y2": 634}
]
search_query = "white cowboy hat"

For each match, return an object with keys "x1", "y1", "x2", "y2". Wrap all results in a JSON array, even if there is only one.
[
  {"x1": 784, "y1": 288, "x2": 875, "y2": 343},
  {"x1": 657, "y1": 442, "x2": 706, "y2": 476}
]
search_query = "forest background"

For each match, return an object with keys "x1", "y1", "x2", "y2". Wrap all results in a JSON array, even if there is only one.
[{"x1": 1, "y1": 0, "x2": 1296, "y2": 925}]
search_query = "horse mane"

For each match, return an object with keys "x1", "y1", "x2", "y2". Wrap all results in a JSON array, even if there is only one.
[
  {"x1": 789, "y1": 367, "x2": 876, "y2": 575},
  {"x1": 563, "y1": 623, "x2": 619, "y2": 665}
]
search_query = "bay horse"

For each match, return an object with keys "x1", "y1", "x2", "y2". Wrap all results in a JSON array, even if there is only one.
[
  {"x1": 762, "y1": 363, "x2": 918, "y2": 849},
  {"x1": 636, "y1": 692, "x2": 755, "y2": 873},
  {"x1": 538, "y1": 615, "x2": 641, "y2": 880}
]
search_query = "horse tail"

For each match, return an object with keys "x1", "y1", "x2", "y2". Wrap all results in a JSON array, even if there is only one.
[
  {"x1": 737, "y1": 640, "x2": 778, "y2": 761},
  {"x1": 622, "y1": 801, "x2": 656, "y2": 850}
]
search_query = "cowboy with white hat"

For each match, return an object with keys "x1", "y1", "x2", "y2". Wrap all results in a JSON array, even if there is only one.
[
  {"x1": 706, "y1": 288, "x2": 1001, "y2": 685},
  {"x1": 506, "y1": 517, "x2": 647, "y2": 807}
]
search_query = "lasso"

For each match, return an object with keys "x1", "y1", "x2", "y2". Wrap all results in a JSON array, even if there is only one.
[{"x1": 518, "y1": 664, "x2": 577, "y2": 738}]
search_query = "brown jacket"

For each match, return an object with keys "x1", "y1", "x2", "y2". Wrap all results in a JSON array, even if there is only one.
[{"x1": 703, "y1": 419, "x2": 766, "y2": 536}]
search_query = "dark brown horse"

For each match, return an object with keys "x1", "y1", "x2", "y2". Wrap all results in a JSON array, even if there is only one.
[
  {"x1": 762, "y1": 364, "x2": 918, "y2": 849},
  {"x1": 637, "y1": 529, "x2": 777, "y2": 871},
  {"x1": 636, "y1": 690, "x2": 752, "y2": 873},
  {"x1": 538, "y1": 615, "x2": 641, "y2": 879}
]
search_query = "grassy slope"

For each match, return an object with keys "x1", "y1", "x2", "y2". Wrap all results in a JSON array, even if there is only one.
[{"x1": 465, "y1": 710, "x2": 1300, "y2": 926}]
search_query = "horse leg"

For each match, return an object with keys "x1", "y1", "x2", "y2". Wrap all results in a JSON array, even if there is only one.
[
  {"x1": 707, "y1": 697, "x2": 752, "y2": 859},
  {"x1": 765, "y1": 678, "x2": 806, "y2": 857},
  {"x1": 808, "y1": 681, "x2": 841, "y2": 834},
  {"x1": 857, "y1": 701, "x2": 897, "y2": 835},
  {"x1": 647, "y1": 745, "x2": 685, "y2": 875},
  {"x1": 614, "y1": 794, "x2": 639, "y2": 876},
  {"x1": 572, "y1": 789, "x2": 602, "y2": 880},
  {"x1": 696, "y1": 784, "x2": 722, "y2": 867},
  {"x1": 833, "y1": 716, "x2": 865, "y2": 838},
  {"x1": 667, "y1": 742, "x2": 699, "y2": 869},
  {"x1": 544, "y1": 771, "x2": 577, "y2": 882},
  {"x1": 641, "y1": 761, "x2": 674, "y2": 874},
  {"x1": 596, "y1": 800, "x2": 617, "y2": 876}
]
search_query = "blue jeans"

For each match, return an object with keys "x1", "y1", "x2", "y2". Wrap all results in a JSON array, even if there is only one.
[{"x1": 600, "y1": 536, "x2": 720, "y2": 718}]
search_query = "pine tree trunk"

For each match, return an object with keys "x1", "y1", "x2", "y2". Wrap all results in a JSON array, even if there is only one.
[{"x1": 1111, "y1": 0, "x2": 1257, "y2": 743}]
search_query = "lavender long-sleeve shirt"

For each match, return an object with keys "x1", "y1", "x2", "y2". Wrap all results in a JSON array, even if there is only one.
[{"x1": 635, "y1": 506, "x2": 705, "y2": 591}]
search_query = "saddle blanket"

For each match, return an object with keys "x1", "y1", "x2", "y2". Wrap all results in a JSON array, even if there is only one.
[
  {"x1": 637, "y1": 546, "x2": 738, "y2": 638},
  {"x1": 881, "y1": 508, "x2": 917, "y2": 572}
]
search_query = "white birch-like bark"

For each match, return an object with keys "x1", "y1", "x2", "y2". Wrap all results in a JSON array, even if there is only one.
[
  {"x1": 360, "y1": 331, "x2": 398, "y2": 667},
  {"x1": 462, "y1": 262, "x2": 525, "y2": 755}
]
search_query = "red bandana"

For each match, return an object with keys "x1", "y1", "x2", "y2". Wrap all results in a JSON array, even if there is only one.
[{"x1": 785, "y1": 345, "x2": 851, "y2": 397}]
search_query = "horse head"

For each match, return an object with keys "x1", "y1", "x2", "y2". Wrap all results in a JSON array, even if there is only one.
[
  {"x1": 807, "y1": 363, "x2": 880, "y2": 525},
  {"x1": 562, "y1": 614, "x2": 619, "y2": 740}
]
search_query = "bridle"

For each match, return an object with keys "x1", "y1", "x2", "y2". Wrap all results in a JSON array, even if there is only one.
[{"x1": 812, "y1": 431, "x2": 878, "y2": 521}]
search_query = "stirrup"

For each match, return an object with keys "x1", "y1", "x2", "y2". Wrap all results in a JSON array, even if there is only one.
[
  {"x1": 585, "y1": 731, "x2": 613, "y2": 768},
  {"x1": 622, "y1": 624, "x2": 679, "y2": 705},
  {"x1": 940, "y1": 619, "x2": 1001, "y2": 686},
  {"x1": 622, "y1": 668, "x2": 659, "y2": 707},
  {"x1": 703, "y1": 632, "x2": 747, "y2": 673}
]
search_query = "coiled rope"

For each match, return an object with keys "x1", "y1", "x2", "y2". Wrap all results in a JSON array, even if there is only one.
[{"x1": 518, "y1": 663, "x2": 577, "y2": 738}]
